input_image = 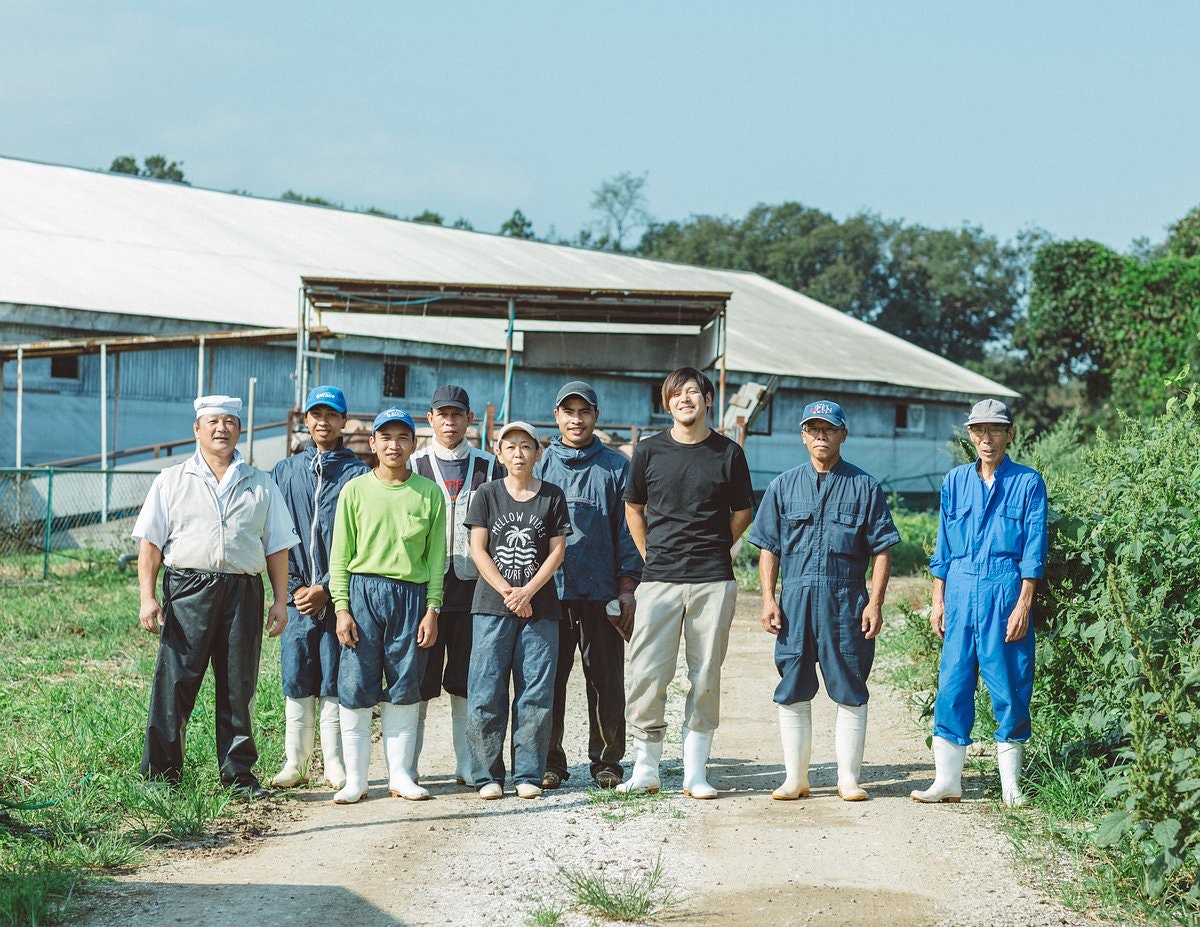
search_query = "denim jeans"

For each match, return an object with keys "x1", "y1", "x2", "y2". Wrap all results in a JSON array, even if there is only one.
[
  {"x1": 467, "y1": 614, "x2": 559, "y2": 787},
  {"x1": 337, "y1": 574, "x2": 428, "y2": 709}
]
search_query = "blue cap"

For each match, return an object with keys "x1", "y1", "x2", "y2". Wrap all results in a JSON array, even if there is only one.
[
  {"x1": 372, "y1": 407, "x2": 416, "y2": 435},
  {"x1": 800, "y1": 400, "x2": 846, "y2": 429},
  {"x1": 304, "y1": 385, "x2": 347, "y2": 414}
]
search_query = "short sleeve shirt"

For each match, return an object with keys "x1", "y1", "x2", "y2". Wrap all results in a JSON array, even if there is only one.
[{"x1": 465, "y1": 480, "x2": 572, "y2": 619}]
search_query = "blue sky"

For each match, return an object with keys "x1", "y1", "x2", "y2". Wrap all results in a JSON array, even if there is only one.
[{"x1": 2, "y1": 1, "x2": 1197, "y2": 250}]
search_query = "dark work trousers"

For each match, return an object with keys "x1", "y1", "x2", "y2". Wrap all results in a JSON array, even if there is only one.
[
  {"x1": 141, "y1": 568, "x2": 265, "y2": 786},
  {"x1": 545, "y1": 600, "x2": 626, "y2": 781},
  {"x1": 418, "y1": 608, "x2": 473, "y2": 701}
]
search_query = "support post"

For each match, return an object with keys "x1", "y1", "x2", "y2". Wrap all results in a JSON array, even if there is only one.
[
  {"x1": 501, "y1": 297, "x2": 516, "y2": 423},
  {"x1": 100, "y1": 343, "x2": 109, "y2": 523},
  {"x1": 43, "y1": 468, "x2": 53, "y2": 580},
  {"x1": 246, "y1": 377, "x2": 257, "y2": 467},
  {"x1": 15, "y1": 346, "x2": 23, "y2": 469},
  {"x1": 197, "y1": 337, "x2": 206, "y2": 399},
  {"x1": 717, "y1": 310, "x2": 728, "y2": 433},
  {"x1": 295, "y1": 288, "x2": 305, "y2": 412}
]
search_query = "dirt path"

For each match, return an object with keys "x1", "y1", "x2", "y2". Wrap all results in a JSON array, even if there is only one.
[{"x1": 81, "y1": 594, "x2": 1087, "y2": 927}]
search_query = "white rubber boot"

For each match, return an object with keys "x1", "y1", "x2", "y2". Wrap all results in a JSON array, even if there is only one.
[
  {"x1": 835, "y1": 703, "x2": 869, "y2": 801},
  {"x1": 318, "y1": 696, "x2": 346, "y2": 790},
  {"x1": 411, "y1": 700, "x2": 429, "y2": 784},
  {"x1": 910, "y1": 736, "x2": 966, "y2": 803},
  {"x1": 381, "y1": 702, "x2": 430, "y2": 801},
  {"x1": 997, "y1": 741, "x2": 1026, "y2": 808},
  {"x1": 773, "y1": 701, "x2": 812, "y2": 800},
  {"x1": 271, "y1": 696, "x2": 315, "y2": 788},
  {"x1": 681, "y1": 727, "x2": 718, "y2": 800},
  {"x1": 450, "y1": 694, "x2": 474, "y2": 786},
  {"x1": 615, "y1": 737, "x2": 662, "y2": 794},
  {"x1": 333, "y1": 706, "x2": 372, "y2": 804}
]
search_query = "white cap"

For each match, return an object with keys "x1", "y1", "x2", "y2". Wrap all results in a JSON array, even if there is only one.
[
  {"x1": 194, "y1": 394, "x2": 243, "y2": 419},
  {"x1": 496, "y1": 420, "x2": 540, "y2": 445}
]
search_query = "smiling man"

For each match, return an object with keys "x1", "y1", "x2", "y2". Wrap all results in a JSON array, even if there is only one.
[
  {"x1": 620, "y1": 367, "x2": 754, "y2": 798},
  {"x1": 749, "y1": 400, "x2": 899, "y2": 803},
  {"x1": 912, "y1": 399, "x2": 1047, "y2": 808},
  {"x1": 133, "y1": 394, "x2": 298, "y2": 800}
]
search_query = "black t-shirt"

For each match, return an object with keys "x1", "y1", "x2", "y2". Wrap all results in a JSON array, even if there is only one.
[
  {"x1": 465, "y1": 480, "x2": 572, "y2": 619},
  {"x1": 624, "y1": 429, "x2": 755, "y2": 583}
]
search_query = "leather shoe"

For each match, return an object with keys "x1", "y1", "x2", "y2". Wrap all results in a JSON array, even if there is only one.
[
  {"x1": 541, "y1": 770, "x2": 564, "y2": 790},
  {"x1": 594, "y1": 769, "x2": 622, "y2": 790},
  {"x1": 230, "y1": 778, "x2": 270, "y2": 801}
]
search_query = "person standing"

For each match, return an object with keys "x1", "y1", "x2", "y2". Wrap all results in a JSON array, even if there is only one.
[
  {"x1": 409, "y1": 384, "x2": 501, "y2": 785},
  {"x1": 269, "y1": 385, "x2": 369, "y2": 790},
  {"x1": 134, "y1": 395, "x2": 298, "y2": 800},
  {"x1": 911, "y1": 399, "x2": 1048, "y2": 807},
  {"x1": 328, "y1": 408, "x2": 446, "y2": 804},
  {"x1": 749, "y1": 401, "x2": 899, "y2": 802},
  {"x1": 621, "y1": 367, "x2": 755, "y2": 799},
  {"x1": 466, "y1": 422, "x2": 571, "y2": 799},
  {"x1": 535, "y1": 380, "x2": 642, "y2": 790}
]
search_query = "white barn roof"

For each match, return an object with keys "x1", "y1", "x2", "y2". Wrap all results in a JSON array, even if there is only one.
[{"x1": 0, "y1": 157, "x2": 1014, "y2": 397}]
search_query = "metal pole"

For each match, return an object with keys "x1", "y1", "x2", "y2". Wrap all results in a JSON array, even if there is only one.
[
  {"x1": 717, "y1": 310, "x2": 728, "y2": 431},
  {"x1": 43, "y1": 468, "x2": 53, "y2": 580},
  {"x1": 112, "y1": 352, "x2": 122, "y2": 457},
  {"x1": 502, "y1": 297, "x2": 516, "y2": 424},
  {"x1": 100, "y1": 343, "x2": 109, "y2": 523},
  {"x1": 15, "y1": 346, "x2": 23, "y2": 468},
  {"x1": 246, "y1": 377, "x2": 257, "y2": 467},
  {"x1": 197, "y1": 337, "x2": 206, "y2": 399},
  {"x1": 295, "y1": 288, "x2": 305, "y2": 411}
]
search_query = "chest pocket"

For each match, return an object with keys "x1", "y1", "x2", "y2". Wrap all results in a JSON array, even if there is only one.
[
  {"x1": 828, "y1": 505, "x2": 864, "y2": 555},
  {"x1": 944, "y1": 505, "x2": 973, "y2": 553},
  {"x1": 991, "y1": 503, "x2": 1025, "y2": 557},
  {"x1": 781, "y1": 511, "x2": 813, "y2": 559}
]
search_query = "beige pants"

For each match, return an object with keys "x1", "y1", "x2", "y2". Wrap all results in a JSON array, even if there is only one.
[{"x1": 625, "y1": 580, "x2": 739, "y2": 742}]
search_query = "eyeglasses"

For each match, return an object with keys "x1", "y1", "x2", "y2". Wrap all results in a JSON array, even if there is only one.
[
  {"x1": 803, "y1": 425, "x2": 842, "y2": 437},
  {"x1": 968, "y1": 426, "x2": 1009, "y2": 438}
]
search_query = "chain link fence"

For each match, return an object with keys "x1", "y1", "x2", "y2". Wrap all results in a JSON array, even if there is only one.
[{"x1": 0, "y1": 468, "x2": 158, "y2": 581}]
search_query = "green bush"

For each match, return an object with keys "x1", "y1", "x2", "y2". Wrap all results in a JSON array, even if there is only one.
[{"x1": 1036, "y1": 380, "x2": 1200, "y2": 909}]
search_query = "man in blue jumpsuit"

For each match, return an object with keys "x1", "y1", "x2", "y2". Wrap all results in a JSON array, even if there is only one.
[
  {"x1": 750, "y1": 400, "x2": 899, "y2": 802},
  {"x1": 911, "y1": 399, "x2": 1047, "y2": 807},
  {"x1": 269, "y1": 385, "x2": 369, "y2": 790}
]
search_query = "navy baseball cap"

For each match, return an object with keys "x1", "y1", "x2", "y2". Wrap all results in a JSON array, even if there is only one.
[
  {"x1": 554, "y1": 380, "x2": 598, "y2": 409},
  {"x1": 372, "y1": 408, "x2": 416, "y2": 435},
  {"x1": 304, "y1": 385, "x2": 348, "y2": 414},
  {"x1": 800, "y1": 400, "x2": 846, "y2": 429}
]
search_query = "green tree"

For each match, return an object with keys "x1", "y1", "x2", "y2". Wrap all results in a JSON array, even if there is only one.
[
  {"x1": 499, "y1": 208, "x2": 535, "y2": 239},
  {"x1": 109, "y1": 154, "x2": 188, "y2": 184},
  {"x1": 409, "y1": 210, "x2": 444, "y2": 225},
  {"x1": 280, "y1": 189, "x2": 343, "y2": 207},
  {"x1": 590, "y1": 171, "x2": 651, "y2": 251}
]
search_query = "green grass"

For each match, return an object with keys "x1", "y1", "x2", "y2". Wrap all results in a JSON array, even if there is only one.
[
  {"x1": 0, "y1": 565, "x2": 288, "y2": 926},
  {"x1": 522, "y1": 899, "x2": 565, "y2": 927},
  {"x1": 585, "y1": 787, "x2": 682, "y2": 823},
  {"x1": 558, "y1": 855, "x2": 678, "y2": 922}
]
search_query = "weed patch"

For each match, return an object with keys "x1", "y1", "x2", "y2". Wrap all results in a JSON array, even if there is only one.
[{"x1": 559, "y1": 855, "x2": 678, "y2": 922}]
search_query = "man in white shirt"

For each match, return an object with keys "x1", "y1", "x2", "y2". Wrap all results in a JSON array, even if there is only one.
[{"x1": 133, "y1": 395, "x2": 298, "y2": 799}]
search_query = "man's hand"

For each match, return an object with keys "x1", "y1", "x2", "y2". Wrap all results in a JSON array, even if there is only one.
[
  {"x1": 610, "y1": 593, "x2": 636, "y2": 641},
  {"x1": 140, "y1": 598, "x2": 164, "y2": 633},
  {"x1": 265, "y1": 601, "x2": 288, "y2": 638},
  {"x1": 761, "y1": 597, "x2": 782, "y2": 635},
  {"x1": 336, "y1": 609, "x2": 360, "y2": 649},
  {"x1": 1005, "y1": 600, "x2": 1031, "y2": 642},
  {"x1": 861, "y1": 600, "x2": 883, "y2": 640},
  {"x1": 293, "y1": 585, "x2": 330, "y2": 617},
  {"x1": 417, "y1": 608, "x2": 439, "y2": 648},
  {"x1": 929, "y1": 599, "x2": 946, "y2": 640},
  {"x1": 503, "y1": 586, "x2": 535, "y2": 619}
]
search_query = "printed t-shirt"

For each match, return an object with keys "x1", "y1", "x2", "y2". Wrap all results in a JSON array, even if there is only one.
[{"x1": 465, "y1": 480, "x2": 572, "y2": 619}]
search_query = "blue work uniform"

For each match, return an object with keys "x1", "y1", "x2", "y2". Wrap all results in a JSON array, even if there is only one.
[
  {"x1": 929, "y1": 455, "x2": 1048, "y2": 745},
  {"x1": 270, "y1": 443, "x2": 369, "y2": 698},
  {"x1": 749, "y1": 458, "x2": 900, "y2": 706}
]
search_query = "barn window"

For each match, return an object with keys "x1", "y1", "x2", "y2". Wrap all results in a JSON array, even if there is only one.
[
  {"x1": 895, "y1": 403, "x2": 926, "y2": 434},
  {"x1": 747, "y1": 394, "x2": 773, "y2": 436},
  {"x1": 383, "y1": 361, "x2": 408, "y2": 399},
  {"x1": 50, "y1": 356, "x2": 80, "y2": 380}
]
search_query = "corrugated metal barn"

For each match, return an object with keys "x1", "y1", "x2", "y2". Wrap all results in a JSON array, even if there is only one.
[{"x1": 0, "y1": 157, "x2": 1015, "y2": 501}]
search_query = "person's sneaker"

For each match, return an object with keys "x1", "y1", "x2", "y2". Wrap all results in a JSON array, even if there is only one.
[
  {"x1": 230, "y1": 778, "x2": 270, "y2": 801},
  {"x1": 478, "y1": 782, "x2": 503, "y2": 800},
  {"x1": 594, "y1": 769, "x2": 622, "y2": 790},
  {"x1": 516, "y1": 783, "x2": 543, "y2": 799},
  {"x1": 541, "y1": 770, "x2": 563, "y2": 790}
]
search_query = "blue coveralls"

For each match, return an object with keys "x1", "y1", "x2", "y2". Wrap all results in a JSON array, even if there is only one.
[
  {"x1": 270, "y1": 444, "x2": 369, "y2": 698},
  {"x1": 749, "y1": 459, "x2": 900, "y2": 706},
  {"x1": 929, "y1": 455, "x2": 1048, "y2": 745}
]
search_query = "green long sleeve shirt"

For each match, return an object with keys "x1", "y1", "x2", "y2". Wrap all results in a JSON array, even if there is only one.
[{"x1": 329, "y1": 471, "x2": 447, "y2": 610}]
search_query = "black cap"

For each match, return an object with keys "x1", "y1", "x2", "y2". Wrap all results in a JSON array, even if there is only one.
[
  {"x1": 430, "y1": 384, "x2": 471, "y2": 412},
  {"x1": 554, "y1": 380, "x2": 598, "y2": 409}
]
